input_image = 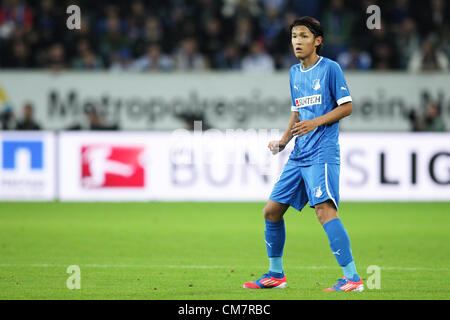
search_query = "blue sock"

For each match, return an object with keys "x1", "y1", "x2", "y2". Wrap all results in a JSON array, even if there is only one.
[
  {"x1": 343, "y1": 261, "x2": 359, "y2": 281},
  {"x1": 265, "y1": 219, "x2": 285, "y2": 274},
  {"x1": 323, "y1": 218, "x2": 359, "y2": 280},
  {"x1": 269, "y1": 257, "x2": 283, "y2": 275}
]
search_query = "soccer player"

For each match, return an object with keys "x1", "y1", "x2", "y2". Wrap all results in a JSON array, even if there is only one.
[{"x1": 243, "y1": 17, "x2": 364, "y2": 292}]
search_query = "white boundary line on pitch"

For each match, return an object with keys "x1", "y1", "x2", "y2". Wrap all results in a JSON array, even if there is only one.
[{"x1": 0, "y1": 264, "x2": 448, "y2": 272}]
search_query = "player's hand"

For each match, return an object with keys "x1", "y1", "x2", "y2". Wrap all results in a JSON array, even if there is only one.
[
  {"x1": 268, "y1": 140, "x2": 286, "y2": 155},
  {"x1": 291, "y1": 119, "x2": 319, "y2": 137}
]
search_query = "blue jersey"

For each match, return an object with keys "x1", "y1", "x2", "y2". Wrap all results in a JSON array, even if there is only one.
[{"x1": 289, "y1": 56, "x2": 352, "y2": 165}]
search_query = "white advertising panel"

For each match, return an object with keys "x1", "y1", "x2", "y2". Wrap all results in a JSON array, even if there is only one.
[
  {"x1": 340, "y1": 133, "x2": 450, "y2": 201},
  {"x1": 58, "y1": 131, "x2": 450, "y2": 202},
  {"x1": 1, "y1": 72, "x2": 449, "y2": 132},
  {"x1": 0, "y1": 131, "x2": 56, "y2": 200}
]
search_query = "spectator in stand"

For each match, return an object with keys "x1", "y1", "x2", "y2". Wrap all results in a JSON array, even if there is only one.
[
  {"x1": 409, "y1": 102, "x2": 446, "y2": 132},
  {"x1": 174, "y1": 37, "x2": 207, "y2": 71},
  {"x1": 276, "y1": 12, "x2": 298, "y2": 69},
  {"x1": 44, "y1": 42, "x2": 67, "y2": 71},
  {"x1": 390, "y1": 0, "x2": 413, "y2": 27},
  {"x1": 259, "y1": 6, "x2": 284, "y2": 52},
  {"x1": 337, "y1": 44, "x2": 372, "y2": 70},
  {"x1": 126, "y1": 0, "x2": 147, "y2": 41},
  {"x1": 166, "y1": 5, "x2": 197, "y2": 47},
  {"x1": 368, "y1": 21, "x2": 399, "y2": 70},
  {"x1": 233, "y1": 17, "x2": 255, "y2": 56},
  {"x1": 129, "y1": 43, "x2": 173, "y2": 71},
  {"x1": 0, "y1": 106, "x2": 15, "y2": 130},
  {"x1": 423, "y1": 102, "x2": 445, "y2": 131},
  {"x1": 221, "y1": 0, "x2": 261, "y2": 19},
  {"x1": 258, "y1": 5, "x2": 286, "y2": 68},
  {"x1": 72, "y1": 38, "x2": 104, "y2": 70},
  {"x1": 15, "y1": 103, "x2": 40, "y2": 130},
  {"x1": 86, "y1": 109, "x2": 119, "y2": 131},
  {"x1": 440, "y1": 25, "x2": 450, "y2": 59},
  {"x1": 429, "y1": 0, "x2": 446, "y2": 30},
  {"x1": 320, "y1": 0, "x2": 354, "y2": 60},
  {"x1": 98, "y1": 14, "x2": 130, "y2": 66},
  {"x1": 63, "y1": 15, "x2": 97, "y2": 65},
  {"x1": 5, "y1": 39, "x2": 31, "y2": 67},
  {"x1": 408, "y1": 35, "x2": 449, "y2": 72},
  {"x1": 394, "y1": 18, "x2": 420, "y2": 69},
  {"x1": 34, "y1": 0, "x2": 63, "y2": 48},
  {"x1": 241, "y1": 40, "x2": 274, "y2": 72},
  {"x1": 288, "y1": 0, "x2": 321, "y2": 19},
  {"x1": 199, "y1": 17, "x2": 225, "y2": 69},
  {"x1": 193, "y1": 0, "x2": 222, "y2": 29},
  {"x1": 350, "y1": 0, "x2": 379, "y2": 53},
  {"x1": 138, "y1": 16, "x2": 167, "y2": 53},
  {"x1": 109, "y1": 48, "x2": 133, "y2": 72},
  {"x1": 215, "y1": 42, "x2": 242, "y2": 70},
  {"x1": 0, "y1": 0, "x2": 33, "y2": 39}
]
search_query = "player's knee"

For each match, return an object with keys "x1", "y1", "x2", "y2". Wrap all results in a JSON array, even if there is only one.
[
  {"x1": 263, "y1": 206, "x2": 282, "y2": 222},
  {"x1": 315, "y1": 201, "x2": 338, "y2": 225},
  {"x1": 262, "y1": 206, "x2": 272, "y2": 220}
]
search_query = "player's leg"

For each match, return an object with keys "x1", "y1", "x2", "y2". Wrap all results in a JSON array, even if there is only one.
[
  {"x1": 315, "y1": 200, "x2": 359, "y2": 279},
  {"x1": 302, "y1": 163, "x2": 363, "y2": 291},
  {"x1": 263, "y1": 200, "x2": 289, "y2": 275},
  {"x1": 264, "y1": 161, "x2": 307, "y2": 275},
  {"x1": 243, "y1": 200, "x2": 289, "y2": 289},
  {"x1": 243, "y1": 161, "x2": 307, "y2": 289},
  {"x1": 316, "y1": 201, "x2": 363, "y2": 291}
]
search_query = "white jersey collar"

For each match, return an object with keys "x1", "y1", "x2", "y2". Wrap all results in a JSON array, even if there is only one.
[{"x1": 299, "y1": 56, "x2": 323, "y2": 72}]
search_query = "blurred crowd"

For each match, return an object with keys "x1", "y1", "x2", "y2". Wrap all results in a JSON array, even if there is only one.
[
  {"x1": 0, "y1": 0, "x2": 449, "y2": 72},
  {"x1": 1, "y1": 98, "x2": 446, "y2": 132},
  {"x1": 0, "y1": 102, "x2": 121, "y2": 130}
]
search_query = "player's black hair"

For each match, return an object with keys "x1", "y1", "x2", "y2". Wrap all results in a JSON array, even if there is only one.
[{"x1": 289, "y1": 17, "x2": 324, "y2": 54}]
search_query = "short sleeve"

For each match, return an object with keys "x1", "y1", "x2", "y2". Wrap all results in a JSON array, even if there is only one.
[
  {"x1": 328, "y1": 61, "x2": 352, "y2": 106},
  {"x1": 289, "y1": 67, "x2": 298, "y2": 111}
]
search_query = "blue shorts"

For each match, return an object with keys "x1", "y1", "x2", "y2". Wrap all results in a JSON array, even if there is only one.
[{"x1": 269, "y1": 160, "x2": 340, "y2": 212}]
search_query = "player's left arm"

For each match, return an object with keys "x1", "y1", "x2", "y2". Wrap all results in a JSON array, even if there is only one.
[{"x1": 292, "y1": 61, "x2": 352, "y2": 137}]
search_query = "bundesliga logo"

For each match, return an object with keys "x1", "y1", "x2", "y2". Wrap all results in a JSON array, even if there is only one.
[{"x1": 81, "y1": 145, "x2": 145, "y2": 188}]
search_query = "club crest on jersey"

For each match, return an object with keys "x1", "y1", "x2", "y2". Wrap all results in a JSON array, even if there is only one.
[
  {"x1": 312, "y1": 79, "x2": 321, "y2": 90},
  {"x1": 295, "y1": 94, "x2": 322, "y2": 108},
  {"x1": 314, "y1": 186, "x2": 323, "y2": 198}
]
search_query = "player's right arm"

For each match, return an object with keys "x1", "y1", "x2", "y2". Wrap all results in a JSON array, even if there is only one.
[{"x1": 268, "y1": 111, "x2": 299, "y2": 155}]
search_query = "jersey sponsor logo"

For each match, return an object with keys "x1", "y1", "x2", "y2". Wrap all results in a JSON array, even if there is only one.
[
  {"x1": 295, "y1": 94, "x2": 322, "y2": 108},
  {"x1": 312, "y1": 79, "x2": 321, "y2": 90},
  {"x1": 81, "y1": 145, "x2": 145, "y2": 188}
]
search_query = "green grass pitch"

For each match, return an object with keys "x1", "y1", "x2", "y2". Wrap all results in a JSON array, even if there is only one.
[{"x1": 0, "y1": 202, "x2": 449, "y2": 300}]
